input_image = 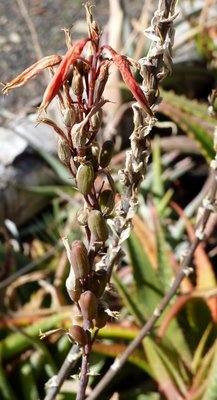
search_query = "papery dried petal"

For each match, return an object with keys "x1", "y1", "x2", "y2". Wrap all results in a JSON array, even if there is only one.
[
  {"x1": 39, "y1": 38, "x2": 89, "y2": 112},
  {"x1": 1, "y1": 55, "x2": 62, "y2": 95},
  {"x1": 103, "y1": 45, "x2": 153, "y2": 116}
]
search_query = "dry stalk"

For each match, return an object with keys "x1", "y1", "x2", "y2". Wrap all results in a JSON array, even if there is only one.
[{"x1": 86, "y1": 79, "x2": 217, "y2": 400}]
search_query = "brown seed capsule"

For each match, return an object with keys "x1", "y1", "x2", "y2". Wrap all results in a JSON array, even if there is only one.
[
  {"x1": 68, "y1": 325, "x2": 88, "y2": 346},
  {"x1": 95, "y1": 60, "x2": 110, "y2": 102},
  {"x1": 69, "y1": 240, "x2": 89, "y2": 280},
  {"x1": 72, "y1": 314, "x2": 83, "y2": 327},
  {"x1": 66, "y1": 278, "x2": 83, "y2": 303},
  {"x1": 76, "y1": 163, "x2": 94, "y2": 196},
  {"x1": 57, "y1": 138, "x2": 71, "y2": 164},
  {"x1": 79, "y1": 290, "x2": 98, "y2": 328},
  {"x1": 72, "y1": 66, "x2": 84, "y2": 97},
  {"x1": 94, "y1": 302, "x2": 108, "y2": 329},
  {"x1": 99, "y1": 189, "x2": 115, "y2": 216},
  {"x1": 91, "y1": 269, "x2": 107, "y2": 298},
  {"x1": 88, "y1": 210, "x2": 109, "y2": 242},
  {"x1": 98, "y1": 140, "x2": 114, "y2": 168}
]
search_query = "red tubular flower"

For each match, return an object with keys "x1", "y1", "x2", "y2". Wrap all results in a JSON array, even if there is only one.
[
  {"x1": 39, "y1": 38, "x2": 90, "y2": 112},
  {"x1": 103, "y1": 45, "x2": 153, "y2": 117},
  {"x1": 1, "y1": 55, "x2": 62, "y2": 94}
]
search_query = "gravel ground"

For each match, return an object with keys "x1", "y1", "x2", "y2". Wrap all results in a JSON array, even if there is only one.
[{"x1": 0, "y1": 0, "x2": 143, "y2": 124}]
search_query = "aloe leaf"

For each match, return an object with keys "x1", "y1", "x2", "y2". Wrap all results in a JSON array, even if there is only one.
[
  {"x1": 151, "y1": 340, "x2": 188, "y2": 396},
  {"x1": 162, "y1": 312, "x2": 192, "y2": 367},
  {"x1": 0, "y1": 363, "x2": 17, "y2": 400},
  {"x1": 127, "y1": 233, "x2": 163, "y2": 319},
  {"x1": 128, "y1": 230, "x2": 191, "y2": 366},
  {"x1": 159, "y1": 92, "x2": 215, "y2": 161},
  {"x1": 143, "y1": 337, "x2": 184, "y2": 400},
  {"x1": 192, "y1": 323, "x2": 213, "y2": 373},
  {"x1": 185, "y1": 298, "x2": 214, "y2": 352},
  {"x1": 15, "y1": 184, "x2": 75, "y2": 197},
  {"x1": 98, "y1": 323, "x2": 139, "y2": 341},
  {"x1": 0, "y1": 312, "x2": 70, "y2": 362},
  {"x1": 35, "y1": 149, "x2": 71, "y2": 183},
  {"x1": 201, "y1": 340, "x2": 217, "y2": 400},
  {"x1": 161, "y1": 90, "x2": 215, "y2": 123},
  {"x1": 152, "y1": 136, "x2": 164, "y2": 205},
  {"x1": 19, "y1": 362, "x2": 40, "y2": 400},
  {"x1": 122, "y1": 392, "x2": 160, "y2": 400},
  {"x1": 92, "y1": 342, "x2": 152, "y2": 375},
  {"x1": 154, "y1": 217, "x2": 174, "y2": 293},
  {"x1": 190, "y1": 342, "x2": 216, "y2": 396},
  {"x1": 112, "y1": 270, "x2": 145, "y2": 325}
]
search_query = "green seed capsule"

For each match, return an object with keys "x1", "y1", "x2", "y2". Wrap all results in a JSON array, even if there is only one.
[
  {"x1": 88, "y1": 210, "x2": 109, "y2": 242},
  {"x1": 99, "y1": 189, "x2": 115, "y2": 216},
  {"x1": 76, "y1": 207, "x2": 89, "y2": 226},
  {"x1": 57, "y1": 138, "x2": 71, "y2": 164},
  {"x1": 89, "y1": 109, "x2": 103, "y2": 133},
  {"x1": 68, "y1": 325, "x2": 88, "y2": 346},
  {"x1": 63, "y1": 108, "x2": 76, "y2": 127},
  {"x1": 98, "y1": 140, "x2": 114, "y2": 168},
  {"x1": 76, "y1": 163, "x2": 94, "y2": 196}
]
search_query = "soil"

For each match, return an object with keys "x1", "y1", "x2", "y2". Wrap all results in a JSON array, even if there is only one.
[{"x1": 0, "y1": 0, "x2": 143, "y2": 125}]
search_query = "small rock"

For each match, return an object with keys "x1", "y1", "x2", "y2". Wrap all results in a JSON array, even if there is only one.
[
  {"x1": 9, "y1": 32, "x2": 21, "y2": 44},
  {"x1": 0, "y1": 35, "x2": 7, "y2": 45}
]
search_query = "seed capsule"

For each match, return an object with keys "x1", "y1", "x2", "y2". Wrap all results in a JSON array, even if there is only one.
[
  {"x1": 99, "y1": 189, "x2": 115, "y2": 216},
  {"x1": 91, "y1": 269, "x2": 107, "y2": 298},
  {"x1": 79, "y1": 290, "x2": 98, "y2": 329},
  {"x1": 88, "y1": 210, "x2": 108, "y2": 242},
  {"x1": 89, "y1": 109, "x2": 103, "y2": 133},
  {"x1": 68, "y1": 325, "x2": 88, "y2": 346},
  {"x1": 69, "y1": 240, "x2": 89, "y2": 280},
  {"x1": 63, "y1": 108, "x2": 76, "y2": 127},
  {"x1": 66, "y1": 277, "x2": 82, "y2": 303},
  {"x1": 94, "y1": 302, "x2": 108, "y2": 329},
  {"x1": 76, "y1": 163, "x2": 94, "y2": 196},
  {"x1": 57, "y1": 138, "x2": 71, "y2": 164},
  {"x1": 72, "y1": 66, "x2": 84, "y2": 97},
  {"x1": 98, "y1": 140, "x2": 114, "y2": 168},
  {"x1": 76, "y1": 207, "x2": 89, "y2": 226}
]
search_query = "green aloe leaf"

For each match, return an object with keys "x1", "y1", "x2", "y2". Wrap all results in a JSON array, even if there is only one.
[
  {"x1": 0, "y1": 312, "x2": 70, "y2": 362},
  {"x1": 152, "y1": 136, "x2": 164, "y2": 205},
  {"x1": 0, "y1": 363, "x2": 16, "y2": 400},
  {"x1": 127, "y1": 232, "x2": 163, "y2": 319},
  {"x1": 190, "y1": 341, "x2": 216, "y2": 397},
  {"x1": 150, "y1": 340, "x2": 188, "y2": 396},
  {"x1": 160, "y1": 91, "x2": 215, "y2": 161},
  {"x1": 201, "y1": 340, "x2": 217, "y2": 400},
  {"x1": 112, "y1": 270, "x2": 145, "y2": 325},
  {"x1": 92, "y1": 341, "x2": 152, "y2": 376},
  {"x1": 15, "y1": 184, "x2": 75, "y2": 197},
  {"x1": 154, "y1": 217, "x2": 174, "y2": 293},
  {"x1": 127, "y1": 231, "x2": 191, "y2": 365},
  {"x1": 19, "y1": 362, "x2": 40, "y2": 400},
  {"x1": 143, "y1": 337, "x2": 184, "y2": 400}
]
